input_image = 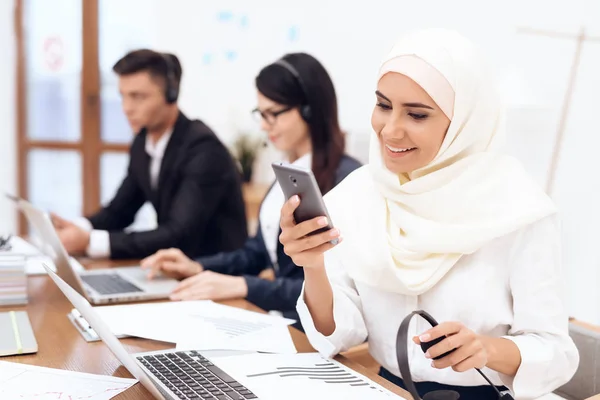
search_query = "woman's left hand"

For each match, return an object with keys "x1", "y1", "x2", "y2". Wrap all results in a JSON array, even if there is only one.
[{"x1": 413, "y1": 322, "x2": 489, "y2": 372}]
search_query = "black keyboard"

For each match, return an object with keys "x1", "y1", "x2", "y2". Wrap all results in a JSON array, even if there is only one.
[
  {"x1": 80, "y1": 274, "x2": 143, "y2": 295},
  {"x1": 137, "y1": 351, "x2": 258, "y2": 400}
]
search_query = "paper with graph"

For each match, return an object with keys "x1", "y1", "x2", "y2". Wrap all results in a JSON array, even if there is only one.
[
  {"x1": 211, "y1": 352, "x2": 405, "y2": 399},
  {"x1": 0, "y1": 360, "x2": 136, "y2": 399},
  {"x1": 176, "y1": 320, "x2": 297, "y2": 354},
  {"x1": 89, "y1": 300, "x2": 297, "y2": 353}
]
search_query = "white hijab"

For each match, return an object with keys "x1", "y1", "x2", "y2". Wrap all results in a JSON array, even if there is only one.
[{"x1": 323, "y1": 29, "x2": 557, "y2": 295}]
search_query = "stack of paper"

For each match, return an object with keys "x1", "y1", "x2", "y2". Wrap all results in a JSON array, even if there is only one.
[{"x1": 0, "y1": 255, "x2": 27, "y2": 305}]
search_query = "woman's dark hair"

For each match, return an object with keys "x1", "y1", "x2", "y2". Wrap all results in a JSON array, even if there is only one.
[{"x1": 255, "y1": 53, "x2": 345, "y2": 195}]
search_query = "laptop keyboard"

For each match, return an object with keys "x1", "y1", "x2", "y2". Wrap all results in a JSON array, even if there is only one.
[
  {"x1": 138, "y1": 351, "x2": 258, "y2": 399},
  {"x1": 80, "y1": 274, "x2": 143, "y2": 295}
]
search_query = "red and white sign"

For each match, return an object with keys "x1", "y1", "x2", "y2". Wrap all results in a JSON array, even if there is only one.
[{"x1": 43, "y1": 36, "x2": 64, "y2": 72}]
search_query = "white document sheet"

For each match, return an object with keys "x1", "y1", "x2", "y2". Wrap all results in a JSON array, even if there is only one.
[
  {"x1": 88, "y1": 300, "x2": 297, "y2": 353},
  {"x1": 177, "y1": 322, "x2": 297, "y2": 354},
  {"x1": 6, "y1": 236, "x2": 42, "y2": 256},
  {"x1": 91, "y1": 300, "x2": 210, "y2": 338},
  {"x1": 210, "y1": 352, "x2": 406, "y2": 400},
  {"x1": 0, "y1": 360, "x2": 137, "y2": 399},
  {"x1": 1, "y1": 236, "x2": 84, "y2": 275}
]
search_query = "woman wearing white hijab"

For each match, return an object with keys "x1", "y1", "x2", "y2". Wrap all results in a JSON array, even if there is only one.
[{"x1": 278, "y1": 29, "x2": 579, "y2": 399}]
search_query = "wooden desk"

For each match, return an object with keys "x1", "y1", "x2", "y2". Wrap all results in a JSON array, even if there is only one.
[{"x1": 1, "y1": 261, "x2": 411, "y2": 399}]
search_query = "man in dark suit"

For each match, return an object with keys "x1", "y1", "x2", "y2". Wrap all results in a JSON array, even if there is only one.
[{"x1": 52, "y1": 49, "x2": 248, "y2": 260}]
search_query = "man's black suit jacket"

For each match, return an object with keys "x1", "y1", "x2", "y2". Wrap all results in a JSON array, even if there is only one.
[{"x1": 86, "y1": 112, "x2": 248, "y2": 259}]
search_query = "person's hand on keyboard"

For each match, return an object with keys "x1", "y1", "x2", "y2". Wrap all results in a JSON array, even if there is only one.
[
  {"x1": 141, "y1": 247, "x2": 203, "y2": 280},
  {"x1": 169, "y1": 270, "x2": 248, "y2": 301}
]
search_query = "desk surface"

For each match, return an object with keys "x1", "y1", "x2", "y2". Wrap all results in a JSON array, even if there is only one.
[{"x1": 0, "y1": 259, "x2": 411, "y2": 399}]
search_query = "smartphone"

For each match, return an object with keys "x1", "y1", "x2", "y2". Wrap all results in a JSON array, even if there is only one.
[{"x1": 271, "y1": 162, "x2": 338, "y2": 244}]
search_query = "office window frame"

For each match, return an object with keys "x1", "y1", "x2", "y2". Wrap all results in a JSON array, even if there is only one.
[{"x1": 15, "y1": 0, "x2": 129, "y2": 234}]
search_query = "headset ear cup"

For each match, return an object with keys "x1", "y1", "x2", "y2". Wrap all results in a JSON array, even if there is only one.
[
  {"x1": 165, "y1": 86, "x2": 178, "y2": 104},
  {"x1": 162, "y1": 53, "x2": 178, "y2": 104},
  {"x1": 168, "y1": 88, "x2": 178, "y2": 104},
  {"x1": 301, "y1": 105, "x2": 311, "y2": 121}
]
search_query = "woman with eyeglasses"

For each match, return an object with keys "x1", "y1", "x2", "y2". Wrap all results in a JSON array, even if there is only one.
[{"x1": 141, "y1": 52, "x2": 361, "y2": 327}]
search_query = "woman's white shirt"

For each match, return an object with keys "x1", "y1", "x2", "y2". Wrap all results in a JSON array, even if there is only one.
[{"x1": 296, "y1": 213, "x2": 578, "y2": 400}]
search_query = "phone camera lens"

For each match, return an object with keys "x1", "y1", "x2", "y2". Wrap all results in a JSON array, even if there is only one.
[{"x1": 289, "y1": 176, "x2": 298, "y2": 186}]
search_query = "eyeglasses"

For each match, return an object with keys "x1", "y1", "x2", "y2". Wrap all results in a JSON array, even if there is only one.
[{"x1": 251, "y1": 106, "x2": 293, "y2": 125}]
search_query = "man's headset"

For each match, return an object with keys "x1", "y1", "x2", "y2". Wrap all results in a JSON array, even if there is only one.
[
  {"x1": 160, "y1": 53, "x2": 179, "y2": 104},
  {"x1": 396, "y1": 310, "x2": 514, "y2": 400},
  {"x1": 272, "y1": 58, "x2": 312, "y2": 122}
]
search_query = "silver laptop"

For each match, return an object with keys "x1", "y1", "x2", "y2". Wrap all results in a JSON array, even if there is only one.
[
  {"x1": 43, "y1": 263, "x2": 259, "y2": 400},
  {"x1": 10, "y1": 195, "x2": 178, "y2": 304}
]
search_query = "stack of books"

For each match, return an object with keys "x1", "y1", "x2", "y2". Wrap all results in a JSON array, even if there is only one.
[{"x1": 0, "y1": 255, "x2": 27, "y2": 306}]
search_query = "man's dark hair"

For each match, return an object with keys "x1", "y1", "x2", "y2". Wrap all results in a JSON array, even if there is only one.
[{"x1": 112, "y1": 49, "x2": 182, "y2": 91}]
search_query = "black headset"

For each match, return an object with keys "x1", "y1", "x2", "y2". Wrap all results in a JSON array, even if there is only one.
[
  {"x1": 160, "y1": 53, "x2": 179, "y2": 104},
  {"x1": 273, "y1": 58, "x2": 312, "y2": 121},
  {"x1": 396, "y1": 310, "x2": 514, "y2": 400}
]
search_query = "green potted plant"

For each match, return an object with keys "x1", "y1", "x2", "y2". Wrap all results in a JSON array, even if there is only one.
[{"x1": 230, "y1": 131, "x2": 263, "y2": 183}]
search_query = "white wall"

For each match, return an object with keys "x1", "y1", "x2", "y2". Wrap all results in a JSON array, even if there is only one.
[{"x1": 0, "y1": 0, "x2": 16, "y2": 235}]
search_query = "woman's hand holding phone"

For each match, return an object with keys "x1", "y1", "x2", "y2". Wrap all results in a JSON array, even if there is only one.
[{"x1": 279, "y1": 195, "x2": 342, "y2": 269}]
